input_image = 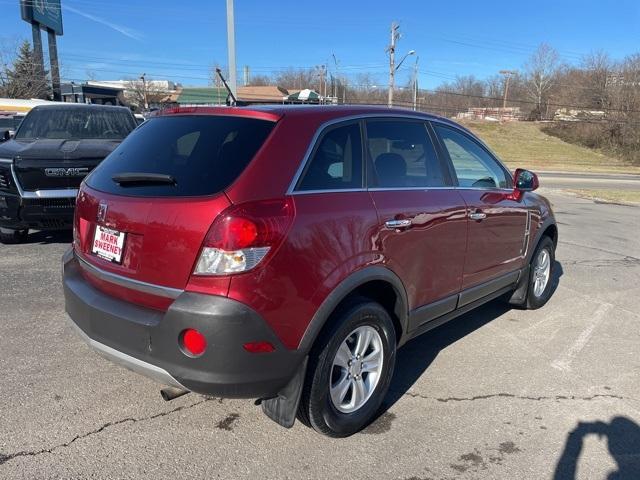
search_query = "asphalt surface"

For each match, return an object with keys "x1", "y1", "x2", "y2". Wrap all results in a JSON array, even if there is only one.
[
  {"x1": 1, "y1": 191, "x2": 639, "y2": 480},
  {"x1": 538, "y1": 171, "x2": 640, "y2": 191}
]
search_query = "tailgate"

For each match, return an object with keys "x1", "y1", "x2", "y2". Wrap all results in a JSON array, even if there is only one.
[{"x1": 75, "y1": 185, "x2": 230, "y2": 292}]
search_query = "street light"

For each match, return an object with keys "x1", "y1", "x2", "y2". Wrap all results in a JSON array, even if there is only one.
[
  {"x1": 389, "y1": 49, "x2": 415, "y2": 107},
  {"x1": 396, "y1": 50, "x2": 415, "y2": 71},
  {"x1": 413, "y1": 55, "x2": 419, "y2": 111}
]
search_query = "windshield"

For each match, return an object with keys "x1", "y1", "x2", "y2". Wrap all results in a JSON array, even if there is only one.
[{"x1": 15, "y1": 107, "x2": 136, "y2": 140}]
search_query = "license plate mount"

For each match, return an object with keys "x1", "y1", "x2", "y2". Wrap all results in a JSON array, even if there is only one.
[{"x1": 91, "y1": 225, "x2": 126, "y2": 264}]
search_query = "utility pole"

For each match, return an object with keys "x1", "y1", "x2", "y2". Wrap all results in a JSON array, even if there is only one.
[
  {"x1": 323, "y1": 65, "x2": 327, "y2": 98},
  {"x1": 413, "y1": 56, "x2": 419, "y2": 111},
  {"x1": 140, "y1": 73, "x2": 148, "y2": 110},
  {"x1": 387, "y1": 22, "x2": 400, "y2": 107},
  {"x1": 317, "y1": 65, "x2": 326, "y2": 101},
  {"x1": 226, "y1": 0, "x2": 237, "y2": 101},
  {"x1": 243, "y1": 65, "x2": 249, "y2": 86},
  {"x1": 499, "y1": 70, "x2": 516, "y2": 109},
  {"x1": 332, "y1": 53, "x2": 339, "y2": 103}
]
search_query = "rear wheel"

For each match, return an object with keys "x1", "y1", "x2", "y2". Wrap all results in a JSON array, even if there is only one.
[
  {"x1": 0, "y1": 228, "x2": 28, "y2": 244},
  {"x1": 525, "y1": 236, "x2": 555, "y2": 309},
  {"x1": 298, "y1": 297, "x2": 396, "y2": 437}
]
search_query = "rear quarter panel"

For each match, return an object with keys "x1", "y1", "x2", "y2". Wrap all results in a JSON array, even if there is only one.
[{"x1": 227, "y1": 192, "x2": 380, "y2": 350}]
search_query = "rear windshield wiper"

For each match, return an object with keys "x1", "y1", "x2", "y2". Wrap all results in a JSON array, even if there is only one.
[{"x1": 112, "y1": 172, "x2": 176, "y2": 186}]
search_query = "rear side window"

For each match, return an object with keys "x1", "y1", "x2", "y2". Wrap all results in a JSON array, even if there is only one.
[
  {"x1": 366, "y1": 120, "x2": 446, "y2": 188},
  {"x1": 87, "y1": 115, "x2": 275, "y2": 197},
  {"x1": 296, "y1": 122, "x2": 363, "y2": 191},
  {"x1": 15, "y1": 107, "x2": 135, "y2": 140}
]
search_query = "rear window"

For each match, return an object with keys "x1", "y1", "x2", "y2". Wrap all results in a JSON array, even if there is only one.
[
  {"x1": 86, "y1": 115, "x2": 275, "y2": 197},
  {"x1": 16, "y1": 107, "x2": 135, "y2": 140}
]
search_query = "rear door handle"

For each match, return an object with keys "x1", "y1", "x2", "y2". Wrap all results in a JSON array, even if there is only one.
[
  {"x1": 469, "y1": 212, "x2": 487, "y2": 221},
  {"x1": 385, "y1": 219, "x2": 412, "y2": 229}
]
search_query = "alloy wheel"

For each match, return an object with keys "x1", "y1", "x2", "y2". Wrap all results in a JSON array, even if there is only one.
[
  {"x1": 533, "y1": 248, "x2": 551, "y2": 297},
  {"x1": 329, "y1": 325, "x2": 383, "y2": 414}
]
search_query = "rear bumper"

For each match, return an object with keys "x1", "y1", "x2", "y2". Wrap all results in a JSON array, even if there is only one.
[{"x1": 62, "y1": 248, "x2": 304, "y2": 398}]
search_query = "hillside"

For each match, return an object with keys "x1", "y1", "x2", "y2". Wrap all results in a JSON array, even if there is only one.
[{"x1": 460, "y1": 120, "x2": 640, "y2": 174}]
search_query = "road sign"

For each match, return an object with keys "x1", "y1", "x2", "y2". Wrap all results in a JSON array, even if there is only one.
[{"x1": 21, "y1": 0, "x2": 63, "y2": 35}]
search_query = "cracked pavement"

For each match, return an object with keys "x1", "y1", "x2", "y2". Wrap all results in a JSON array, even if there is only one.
[{"x1": 1, "y1": 191, "x2": 639, "y2": 479}]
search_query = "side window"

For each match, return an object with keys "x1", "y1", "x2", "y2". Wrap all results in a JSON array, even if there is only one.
[
  {"x1": 366, "y1": 120, "x2": 446, "y2": 188},
  {"x1": 434, "y1": 125, "x2": 509, "y2": 189},
  {"x1": 296, "y1": 122, "x2": 363, "y2": 191}
]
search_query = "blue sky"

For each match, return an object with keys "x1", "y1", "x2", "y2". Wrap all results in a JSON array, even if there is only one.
[{"x1": 1, "y1": 0, "x2": 639, "y2": 89}]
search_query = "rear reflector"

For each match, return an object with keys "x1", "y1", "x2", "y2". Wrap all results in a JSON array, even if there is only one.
[
  {"x1": 180, "y1": 329, "x2": 207, "y2": 357},
  {"x1": 243, "y1": 341, "x2": 275, "y2": 353}
]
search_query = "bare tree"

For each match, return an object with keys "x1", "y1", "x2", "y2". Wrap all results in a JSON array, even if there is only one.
[
  {"x1": 124, "y1": 77, "x2": 167, "y2": 110},
  {"x1": 274, "y1": 68, "x2": 316, "y2": 91},
  {"x1": 581, "y1": 51, "x2": 613, "y2": 109},
  {"x1": 0, "y1": 36, "x2": 22, "y2": 93},
  {"x1": 247, "y1": 74, "x2": 272, "y2": 86},
  {"x1": 524, "y1": 43, "x2": 560, "y2": 118}
]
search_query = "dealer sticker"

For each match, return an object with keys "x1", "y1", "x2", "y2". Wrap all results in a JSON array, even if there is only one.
[{"x1": 92, "y1": 226, "x2": 126, "y2": 264}]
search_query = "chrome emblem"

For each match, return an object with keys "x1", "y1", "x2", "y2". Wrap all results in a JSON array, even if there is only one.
[
  {"x1": 97, "y1": 202, "x2": 108, "y2": 223},
  {"x1": 44, "y1": 167, "x2": 89, "y2": 177}
]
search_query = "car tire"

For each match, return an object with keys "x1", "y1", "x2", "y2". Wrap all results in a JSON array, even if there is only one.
[
  {"x1": 0, "y1": 228, "x2": 28, "y2": 244},
  {"x1": 297, "y1": 296, "x2": 397, "y2": 437},
  {"x1": 524, "y1": 236, "x2": 555, "y2": 309}
]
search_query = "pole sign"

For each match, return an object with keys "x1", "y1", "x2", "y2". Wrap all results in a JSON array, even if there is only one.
[{"x1": 21, "y1": 0, "x2": 64, "y2": 35}]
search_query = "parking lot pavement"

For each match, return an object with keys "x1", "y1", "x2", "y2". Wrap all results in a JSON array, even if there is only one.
[{"x1": 0, "y1": 191, "x2": 638, "y2": 480}]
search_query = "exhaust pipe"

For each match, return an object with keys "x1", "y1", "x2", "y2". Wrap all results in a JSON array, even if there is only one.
[{"x1": 160, "y1": 386, "x2": 189, "y2": 401}]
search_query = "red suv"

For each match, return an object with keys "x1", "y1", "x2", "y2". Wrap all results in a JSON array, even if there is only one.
[{"x1": 63, "y1": 105, "x2": 557, "y2": 437}]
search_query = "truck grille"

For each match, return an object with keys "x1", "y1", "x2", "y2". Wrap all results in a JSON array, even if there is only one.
[
  {"x1": 0, "y1": 171, "x2": 10, "y2": 189},
  {"x1": 39, "y1": 218, "x2": 71, "y2": 229},
  {"x1": 22, "y1": 197, "x2": 76, "y2": 209}
]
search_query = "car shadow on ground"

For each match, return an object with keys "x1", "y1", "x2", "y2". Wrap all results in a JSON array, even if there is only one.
[
  {"x1": 377, "y1": 260, "x2": 564, "y2": 419},
  {"x1": 553, "y1": 416, "x2": 640, "y2": 480},
  {"x1": 21, "y1": 230, "x2": 73, "y2": 245}
]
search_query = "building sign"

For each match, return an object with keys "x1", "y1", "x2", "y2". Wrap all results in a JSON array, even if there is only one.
[{"x1": 20, "y1": 0, "x2": 64, "y2": 35}]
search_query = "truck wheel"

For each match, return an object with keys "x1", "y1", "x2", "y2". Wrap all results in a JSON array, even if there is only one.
[
  {"x1": 0, "y1": 228, "x2": 28, "y2": 244},
  {"x1": 298, "y1": 297, "x2": 396, "y2": 437}
]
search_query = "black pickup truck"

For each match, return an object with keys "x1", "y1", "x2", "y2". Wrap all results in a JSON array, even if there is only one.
[{"x1": 0, "y1": 104, "x2": 136, "y2": 243}]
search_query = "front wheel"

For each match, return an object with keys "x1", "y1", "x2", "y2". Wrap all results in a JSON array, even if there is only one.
[
  {"x1": 298, "y1": 298, "x2": 397, "y2": 437},
  {"x1": 0, "y1": 228, "x2": 28, "y2": 244},
  {"x1": 525, "y1": 236, "x2": 555, "y2": 309}
]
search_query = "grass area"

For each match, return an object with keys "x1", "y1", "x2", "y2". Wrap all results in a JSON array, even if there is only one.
[
  {"x1": 566, "y1": 189, "x2": 640, "y2": 205},
  {"x1": 460, "y1": 120, "x2": 640, "y2": 174}
]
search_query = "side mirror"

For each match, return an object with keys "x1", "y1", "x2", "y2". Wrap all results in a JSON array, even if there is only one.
[
  {"x1": 1, "y1": 130, "x2": 11, "y2": 142},
  {"x1": 514, "y1": 168, "x2": 539, "y2": 192}
]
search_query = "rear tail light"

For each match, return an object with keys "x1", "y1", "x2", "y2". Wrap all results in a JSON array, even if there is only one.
[
  {"x1": 73, "y1": 209, "x2": 80, "y2": 249},
  {"x1": 194, "y1": 198, "x2": 294, "y2": 276}
]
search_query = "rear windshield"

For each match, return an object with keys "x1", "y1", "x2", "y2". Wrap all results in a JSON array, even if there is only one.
[
  {"x1": 15, "y1": 107, "x2": 136, "y2": 140},
  {"x1": 86, "y1": 115, "x2": 275, "y2": 197}
]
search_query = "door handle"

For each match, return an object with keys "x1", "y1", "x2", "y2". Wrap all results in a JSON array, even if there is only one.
[
  {"x1": 385, "y1": 218, "x2": 412, "y2": 229},
  {"x1": 469, "y1": 212, "x2": 487, "y2": 221}
]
